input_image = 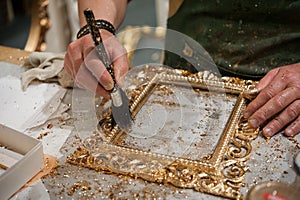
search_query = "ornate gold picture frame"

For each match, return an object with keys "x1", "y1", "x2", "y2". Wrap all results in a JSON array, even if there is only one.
[{"x1": 67, "y1": 66, "x2": 259, "y2": 199}]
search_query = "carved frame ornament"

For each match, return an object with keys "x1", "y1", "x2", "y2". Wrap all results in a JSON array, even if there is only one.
[
  {"x1": 67, "y1": 67, "x2": 259, "y2": 199},
  {"x1": 24, "y1": 0, "x2": 50, "y2": 51}
]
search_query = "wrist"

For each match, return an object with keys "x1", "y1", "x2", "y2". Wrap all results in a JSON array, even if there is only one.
[
  {"x1": 78, "y1": 0, "x2": 127, "y2": 30},
  {"x1": 77, "y1": 19, "x2": 116, "y2": 39}
]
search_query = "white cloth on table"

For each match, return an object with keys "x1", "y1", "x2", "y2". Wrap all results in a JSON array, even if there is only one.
[{"x1": 21, "y1": 51, "x2": 74, "y2": 90}]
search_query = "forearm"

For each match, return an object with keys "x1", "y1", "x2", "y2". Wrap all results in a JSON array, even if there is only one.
[{"x1": 78, "y1": 0, "x2": 128, "y2": 29}]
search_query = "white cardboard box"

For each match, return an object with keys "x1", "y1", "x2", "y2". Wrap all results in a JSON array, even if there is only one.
[{"x1": 0, "y1": 124, "x2": 44, "y2": 199}]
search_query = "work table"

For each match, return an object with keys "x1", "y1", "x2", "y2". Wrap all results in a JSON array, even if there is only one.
[{"x1": 1, "y1": 45, "x2": 299, "y2": 200}]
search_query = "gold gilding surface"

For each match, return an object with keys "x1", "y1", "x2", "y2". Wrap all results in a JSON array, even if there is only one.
[
  {"x1": 67, "y1": 66, "x2": 259, "y2": 199},
  {"x1": 24, "y1": 0, "x2": 50, "y2": 51}
]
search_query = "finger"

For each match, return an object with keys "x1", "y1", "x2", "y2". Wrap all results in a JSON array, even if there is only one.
[
  {"x1": 255, "y1": 68, "x2": 280, "y2": 91},
  {"x1": 66, "y1": 40, "x2": 86, "y2": 77},
  {"x1": 82, "y1": 39, "x2": 96, "y2": 59},
  {"x1": 261, "y1": 99, "x2": 300, "y2": 137},
  {"x1": 69, "y1": 36, "x2": 94, "y2": 78},
  {"x1": 244, "y1": 70, "x2": 288, "y2": 119},
  {"x1": 63, "y1": 51, "x2": 74, "y2": 78},
  {"x1": 285, "y1": 115, "x2": 300, "y2": 137},
  {"x1": 75, "y1": 63, "x2": 110, "y2": 99},
  {"x1": 103, "y1": 34, "x2": 129, "y2": 86},
  {"x1": 84, "y1": 49, "x2": 114, "y2": 90},
  {"x1": 112, "y1": 49, "x2": 129, "y2": 87},
  {"x1": 248, "y1": 86, "x2": 300, "y2": 129}
]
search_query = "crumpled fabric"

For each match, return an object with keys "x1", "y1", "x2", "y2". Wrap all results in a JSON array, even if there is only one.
[{"x1": 21, "y1": 52, "x2": 74, "y2": 90}]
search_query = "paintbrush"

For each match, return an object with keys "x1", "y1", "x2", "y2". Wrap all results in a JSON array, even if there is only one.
[{"x1": 83, "y1": 8, "x2": 132, "y2": 130}]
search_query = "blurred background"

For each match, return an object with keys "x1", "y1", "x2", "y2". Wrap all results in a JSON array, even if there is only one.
[{"x1": 0, "y1": 0, "x2": 168, "y2": 66}]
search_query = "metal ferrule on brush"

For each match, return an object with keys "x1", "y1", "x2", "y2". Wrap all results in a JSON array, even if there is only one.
[{"x1": 111, "y1": 87, "x2": 123, "y2": 107}]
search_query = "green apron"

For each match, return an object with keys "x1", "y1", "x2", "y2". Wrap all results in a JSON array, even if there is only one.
[{"x1": 165, "y1": 0, "x2": 300, "y2": 79}]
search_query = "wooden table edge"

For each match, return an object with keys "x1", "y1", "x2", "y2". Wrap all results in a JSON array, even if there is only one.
[{"x1": 0, "y1": 45, "x2": 31, "y2": 66}]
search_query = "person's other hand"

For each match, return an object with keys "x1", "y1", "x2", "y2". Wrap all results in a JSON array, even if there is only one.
[
  {"x1": 244, "y1": 63, "x2": 300, "y2": 137},
  {"x1": 64, "y1": 30, "x2": 129, "y2": 99}
]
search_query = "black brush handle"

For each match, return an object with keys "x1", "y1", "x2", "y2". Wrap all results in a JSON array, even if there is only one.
[{"x1": 83, "y1": 8, "x2": 116, "y2": 85}]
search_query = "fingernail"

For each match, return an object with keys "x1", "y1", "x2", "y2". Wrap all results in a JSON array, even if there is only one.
[
  {"x1": 248, "y1": 118, "x2": 258, "y2": 128},
  {"x1": 285, "y1": 129, "x2": 294, "y2": 136},
  {"x1": 243, "y1": 111, "x2": 250, "y2": 119},
  {"x1": 103, "y1": 82, "x2": 114, "y2": 90},
  {"x1": 263, "y1": 127, "x2": 273, "y2": 137}
]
